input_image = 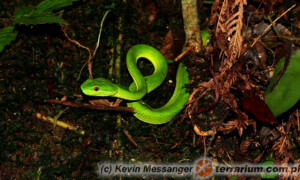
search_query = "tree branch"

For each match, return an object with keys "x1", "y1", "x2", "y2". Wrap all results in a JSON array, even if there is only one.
[{"x1": 44, "y1": 99, "x2": 135, "y2": 113}]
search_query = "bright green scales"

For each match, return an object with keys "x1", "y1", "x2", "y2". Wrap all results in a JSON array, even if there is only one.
[{"x1": 81, "y1": 31, "x2": 210, "y2": 124}]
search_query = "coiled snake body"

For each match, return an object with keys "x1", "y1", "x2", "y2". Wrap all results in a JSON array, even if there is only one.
[{"x1": 81, "y1": 44, "x2": 190, "y2": 124}]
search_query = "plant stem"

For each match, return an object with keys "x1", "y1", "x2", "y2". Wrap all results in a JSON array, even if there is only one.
[{"x1": 181, "y1": 0, "x2": 203, "y2": 52}]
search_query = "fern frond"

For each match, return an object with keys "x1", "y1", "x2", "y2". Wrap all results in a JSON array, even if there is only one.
[
  {"x1": 227, "y1": 1, "x2": 243, "y2": 58},
  {"x1": 226, "y1": 12, "x2": 239, "y2": 27},
  {"x1": 215, "y1": 0, "x2": 229, "y2": 34}
]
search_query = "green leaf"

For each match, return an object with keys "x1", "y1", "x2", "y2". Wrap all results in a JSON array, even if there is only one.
[
  {"x1": 0, "y1": 27, "x2": 18, "y2": 53},
  {"x1": 35, "y1": 0, "x2": 79, "y2": 13},
  {"x1": 14, "y1": 11, "x2": 67, "y2": 25},
  {"x1": 13, "y1": 0, "x2": 79, "y2": 25},
  {"x1": 14, "y1": 6, "x2": 34, "y2": 25},
  {"x1": 265, "y1": 49, "x2": 300, "y2": 117}
]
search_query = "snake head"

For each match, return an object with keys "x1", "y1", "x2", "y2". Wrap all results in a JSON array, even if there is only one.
[{"x1": 81, "y1": 78, "x2": 118, "y2": 97}]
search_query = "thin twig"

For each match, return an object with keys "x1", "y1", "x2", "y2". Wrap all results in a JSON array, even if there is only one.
[
  {"x1": 45, "y1": 99, "x2": 135, "y2": 113},
  {"x1": 77, "y1": 60, "x2": 89, "y2": 81},
  {"x1": 61, "y1": 26, "x2": 92, "y2": 54},
  {"x1": 250, "y1": 4, "x2": 296, "y2": 48},
  {"x1": 123, "y1": 129, "x2": 138, "y2": 147},
  {"x1": 36, "y1": 113, "x2": 85, "y2": 135},
  {"x1": 61, "y1": 25, "x2": 93, "y2": 79},
  {"x1": 174, "y1": 47, "x2": 193, "y2": 62},
  {"x1": 92, "y1": 10, "x2": 111, "y2": 59},
  {"x1": 61, "y1": 10, "x2": 111, "y2": 80}
]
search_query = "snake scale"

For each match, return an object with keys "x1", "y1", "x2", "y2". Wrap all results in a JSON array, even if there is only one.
[{"x1": 81, "y1": 44, "x2": 190, "y2": 124}]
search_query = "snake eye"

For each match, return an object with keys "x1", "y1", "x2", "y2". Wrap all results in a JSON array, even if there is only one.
[{"x1": 94, "y1": 87, "x2": 99, "y2": 91}]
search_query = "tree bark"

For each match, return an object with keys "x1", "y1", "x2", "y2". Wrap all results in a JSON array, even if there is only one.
[{"x1": 181, "y1": 0, "x2": 202, "y2": 52}]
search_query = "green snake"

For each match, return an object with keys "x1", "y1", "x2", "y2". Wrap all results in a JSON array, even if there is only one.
[{"x1": 80, "y1": 44, "x2": 190, "y2": 124}]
